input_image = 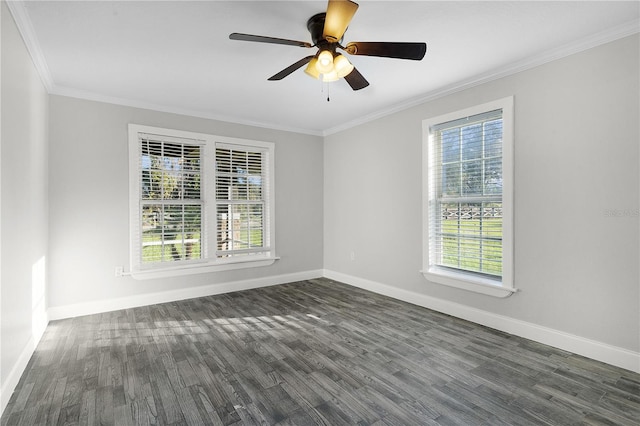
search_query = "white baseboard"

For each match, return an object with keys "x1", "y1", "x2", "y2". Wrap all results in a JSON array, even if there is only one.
[
  {"x1": 39, "y1": 267, "x2": 640, "y2": 373},
  {"x1": 2, "y1": 267, "x2": 636, "y2": 421},
  {"x1": 0, "y1": 333, "x2": 42, "y2": 415},
  {"x1": 3, "y1": 266, "x2": 636, "y2": 421},
  {"x1": 0, "y1": 306, "x2": 49, "y2": 416},
  {"x1": 2, "y1": 270, "x2": 322, "y2": 418},
  {"x1": 48, "y1": 269, "x2": 324, "y2": 321},
  {"x1": 323, "y1": 269, "x2": 640, "y2": 374}
]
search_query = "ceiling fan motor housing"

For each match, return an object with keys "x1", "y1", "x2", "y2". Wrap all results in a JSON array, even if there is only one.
[
  {"x1": 307, "y1": 12, "x2": 340, "y2": 50},
  {"x1": 307, "y1": 13, "x2": 326, "y2": 45}
]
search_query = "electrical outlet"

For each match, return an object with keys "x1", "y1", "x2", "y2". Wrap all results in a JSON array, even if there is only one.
[
  {"x1": 115, "y1": 266, "x2": 124, "y2": 277},
  {"x1": 350, "y1": 251, "x2": 355, "y2": 261}
]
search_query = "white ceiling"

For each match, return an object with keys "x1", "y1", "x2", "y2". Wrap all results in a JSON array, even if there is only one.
[{"x1": 10, "y1": 1, "x2": 640, "y2": 135}]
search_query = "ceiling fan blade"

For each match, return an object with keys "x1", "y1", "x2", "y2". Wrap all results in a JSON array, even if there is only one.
[
  {"x1": 229, "y1": 33, "x2": 312, "y2": 48},
  {"x1": 268, "y1": 56, "x2": 315, "y2": 80},
  {"x1": 344, "y1": 67, "x2": 369, "y2": 91},
  {"x1": 323, "y1": 0, "x2": 359, "y2": 42},
  {"x1": 345, "y1": 42, "x2": 427, "y2": 60}
]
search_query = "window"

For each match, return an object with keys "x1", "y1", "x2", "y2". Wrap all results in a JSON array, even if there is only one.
[
  {"x1": 422, "y1": 97, "x2": 514, "y2": 297},
  {"x1": 129, "y1": 125, "x2": 276, "y2": 278},
  {"x1": 215, "y1": 144, "x2": 271, "y2": 259}
]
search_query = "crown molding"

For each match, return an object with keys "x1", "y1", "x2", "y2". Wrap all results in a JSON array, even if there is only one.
[
  {"x1": 6, "y1": 0, "x2": 322, "y2": 136},
  {"x1": 322, "y1": 18, "x2": 640, "y2": 136},
  {"x1": 7, "y1": 0, "x2": 638, "y2": 138},
  {"x1": 6, "y1": 0, "x2": 53, "y2": 92},
  {"x1": 49, "y1": 85, "x2": 324, "y2": 137}
]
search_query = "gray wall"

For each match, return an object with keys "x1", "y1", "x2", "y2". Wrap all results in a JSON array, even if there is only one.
[
  {"x1": 1, "y1": 1, "x2": 638, "y2": 413},
  {"x1": 1, "y1": 0, "x2": 49, "y2": 406},
  {"x1": 324, "y1": 34, "x2": 639, "y2": 353},
  {"x1": 47, "y1": 96, "x2": 324, "y2": 310}
]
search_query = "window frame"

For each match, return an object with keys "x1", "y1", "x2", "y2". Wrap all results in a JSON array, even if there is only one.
[
  {"x1": 128, "y1": 124, "x2": 277, "y2": 279},
  {"x1": 422, "y1": 97, "x2": 515, "y2": 297}
]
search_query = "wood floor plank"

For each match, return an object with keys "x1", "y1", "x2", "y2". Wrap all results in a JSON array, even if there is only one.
[
  {"x1": 2, "y1": 278, "x2": 639, "y2": 426},
  {"x1": 305, "y1": 371, "x2": 378, "y2": 424},
  {"x1": 188, "y1": 385, "x2": 225, "y2": 426},
  {"x1": 78, "y1": 388, "x2": 96, "y2": 426},
  {"x1": 175, "y1": 386, "x2": 206, "y2": 426}
]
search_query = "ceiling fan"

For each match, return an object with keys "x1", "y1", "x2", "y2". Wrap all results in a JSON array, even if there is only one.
[{"x1": 229, "y1": 0, "x2": 427, "y2": 91}]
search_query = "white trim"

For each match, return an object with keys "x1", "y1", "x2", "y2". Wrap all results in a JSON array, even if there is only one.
[
  {"x1": 7, "y1": 0, "x2": 637, "y2": 137},
  {"x1": 323, "y1": 19, "x2": 640, "y2": 136},
  {"x1": 422, "y1": 97, "x2": 515, "y2": 297},
  {"x1": 6, "y1": 1, "x2": 321, "y2": 136},
  {"x1": 323, "y1": 269, "x2": 640, "y2": 374},
  {"x1": 1, "y1": 338, "x2": 36, "y2": 414},
  {"x1": 55, "y1": 85, "x2": 324, "y2": 137},
  {"x1": 0, "y1": 308, "x2": 49, "y2": 413},
  {"x1": 1, "y1": 4, "x2": 50, "y2": 416},
  {"x1": 47, "y1": 269, "x2": 323, "y2": 321},
  {"x1": 130, "y1": 257, "x2": 279, "y2": 280},
  {"x1": 128, "y1": 124, "x2": 277, "y2": 277},
  {"x1": 421, "y1": 268, "x2": 516, "y2": 298},
  {"x1": 8, "y1": 265, "x2": 636, "y2": 421},
  {"x1": 0, "y1": 313, "x2": 48, "y2": 416},
  {"x1": 5, "y1": 1, "x2": 53, "y2": 92}
]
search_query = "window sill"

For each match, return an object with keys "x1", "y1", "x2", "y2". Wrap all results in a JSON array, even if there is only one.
[
  {"x1": 131, "y1": 256, "x2": 279, "y2": 280},
  {"x1": 422, "y1": 267, "x2": 516, "y2": 298}
]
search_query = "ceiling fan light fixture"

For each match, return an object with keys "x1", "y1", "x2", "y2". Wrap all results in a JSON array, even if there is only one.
[
  {"x1": 304, "y1": 57, "x2": 321, "y2": 79},
  {"x1": 322, "y1": 69, "x2": 339, "y2": 82},
  {"x1": 229, "y1": 0, "x2": 427, "y2": 91},
  {"x1": 334, "y1": 54, "x2": 354, "y2": 78},
  {"x1": 316, "y1": 49, "x2": 335, "y2": 74}
]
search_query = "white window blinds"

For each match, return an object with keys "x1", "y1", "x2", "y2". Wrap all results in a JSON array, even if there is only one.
[
  {"x1": 215, "y1": 143, "x2": 271, "y2": 258},
  {"x1": 428, "y1": 109, "x2": 504, "y2": 277},
  {"x1": 129, "y1": 124, "x2": 277, "y2": 278},
  {"x1": 138, "y1": 133, "x2": 204, "y2": 266}
]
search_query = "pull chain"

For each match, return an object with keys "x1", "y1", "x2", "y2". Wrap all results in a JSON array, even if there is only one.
[{"x1": 321, "y1": 81, "x2": 331, "y2": 102}]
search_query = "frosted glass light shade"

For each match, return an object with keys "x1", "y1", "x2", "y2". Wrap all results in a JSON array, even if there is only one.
[
  {"x1": 333, "y1": 54, "x2": 354, "y2": 78},
  {"x1": 316, "y1": 50, "x2": 334, "y2": 74},
  {"x1": 322, "y1": 70, "x2": 339, "y2": 82},
  {"x1": 304, "y1": 58, "x2": 320, "y2": 79}
]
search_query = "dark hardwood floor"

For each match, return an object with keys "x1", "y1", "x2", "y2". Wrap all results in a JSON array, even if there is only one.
[{"x1": 2, "y1": 278, "x2": 639, "y2": 425}]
